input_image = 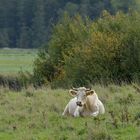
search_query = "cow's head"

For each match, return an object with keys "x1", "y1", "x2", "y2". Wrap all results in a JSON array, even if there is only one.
[{"x1": 69, "y1": 87, "x2": 95, "y2": 107}]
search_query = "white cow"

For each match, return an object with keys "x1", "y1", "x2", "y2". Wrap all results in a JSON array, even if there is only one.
[{"x1": 62, "y1": 87, "x2": 105, "y2": 117}]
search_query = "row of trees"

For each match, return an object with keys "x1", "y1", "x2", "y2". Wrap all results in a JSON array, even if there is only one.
[
  {"x1": 0, "y1": 0, "x2": 139, "y2": 48},
  {"x1": 34, "y1": 11, "x2": 140, "y2": 87}
]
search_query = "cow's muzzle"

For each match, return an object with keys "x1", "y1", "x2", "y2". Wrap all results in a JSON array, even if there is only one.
[{"x1": 76, "y1": 101, "x2": 82, "y2": 107}]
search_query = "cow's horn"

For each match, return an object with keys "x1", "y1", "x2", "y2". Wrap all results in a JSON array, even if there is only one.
[
  {"x1": 72, "y1": 87, "x2": 78, "y2": 91},
  {"x1": 86, "y1": 88, "x2": 91, "y2": 91}
]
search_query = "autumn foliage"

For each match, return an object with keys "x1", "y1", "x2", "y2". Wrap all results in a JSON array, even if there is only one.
[{"x1": 34, "y1": 11, "x2": 140, "y2": 87}]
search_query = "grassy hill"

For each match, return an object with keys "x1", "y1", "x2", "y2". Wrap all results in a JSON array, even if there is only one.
[
  {"x1": 0, "y1": 85, "x2": 140, "y2": 140},
  {"x1": 0, "y1": 48, "x2": 37, "y2": 75}
]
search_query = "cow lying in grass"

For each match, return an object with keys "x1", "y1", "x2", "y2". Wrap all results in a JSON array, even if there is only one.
[{"x1": 62, "y1": 87, "x2": 105, "y2": 117}]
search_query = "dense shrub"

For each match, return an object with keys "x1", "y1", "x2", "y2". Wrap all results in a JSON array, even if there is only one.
[
  {"x1": 0, "y1": 72, "x2": 35, "y2": 91},
  {"x1": 34, "y1": 11, "x2": 140, "y2": 88},
  {"x1": 0, "y1": 75, "x2": 22, "y2": 91}
]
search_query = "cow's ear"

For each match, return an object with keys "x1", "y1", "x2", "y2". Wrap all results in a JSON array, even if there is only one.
[
  {"x1": 86, "y1": 90, "x2": 95, "y2": 96},
  {"x1": 69, "y1": 90, "x2": 77, "y2": 96}
]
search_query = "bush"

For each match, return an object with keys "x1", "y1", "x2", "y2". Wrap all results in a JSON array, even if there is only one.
[
  {"x1": 34, "y1": 11, "x2": 140, "y2": 88},
  {"x1": 0, "y1": 75, "x2": 22, "y2": 91},
  {"x1": 0, "y1": 72, "x2": 35, "y2": 91}
]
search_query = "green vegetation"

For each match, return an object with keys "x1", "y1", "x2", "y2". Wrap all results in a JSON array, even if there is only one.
[
  {"x1": 0, "y1": 0, "x2": 139, "y2": 48},
  {"x1": 0, "y1": 1, "x2": 140, "y2": 140},
  {"x1": 0, "y1": 48, "x2": 37, "y2": 75},
  {"x1": 34, "y1": 11, "x2": 140, "y2": 87},
  {"x1": 0, "y1": 85, "x2": 140, "y2": 140}
]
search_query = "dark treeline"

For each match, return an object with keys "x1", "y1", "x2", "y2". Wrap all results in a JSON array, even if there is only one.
[{"x1": 0, "y1": 0, "x2": 139, "y2": 48}]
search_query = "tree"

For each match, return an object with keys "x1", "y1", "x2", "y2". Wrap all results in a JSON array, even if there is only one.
[
  {"x1": 32, "y1": 0, "x2": 47, "y2": 48},
  {"x1": 0, "y1": 0, "x2": 139, "y2": 48},
  {"x1": 34, "y1": 11, "x2": 140, "y2": 87},
  {"x1": 0, "y1": 29, "x2": 10, "y2": 48}
]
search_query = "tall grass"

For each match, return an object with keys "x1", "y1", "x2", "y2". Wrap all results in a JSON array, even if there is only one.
[{"x1": 0, "y1": 85, "x2": 140, "y2": 140}]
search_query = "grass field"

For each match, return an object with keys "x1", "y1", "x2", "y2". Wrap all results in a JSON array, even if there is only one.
[
  {"x1": 0, "y1": 48, "x2": 139, "y2": 140},
  {"x1": 0, "y1": 85, "x2": 140, "y2": 140},
  {"x1": 0, "y1": 48, "x2": 37, "y2": 75}
]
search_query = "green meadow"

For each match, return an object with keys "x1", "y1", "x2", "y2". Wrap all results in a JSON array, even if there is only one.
[
  {"x1": 0, "y1": 48, "x2": 37, "y2": 75},
  {"x1": 0, "y1": 85, "x2": 140, "y2": 140},
  {"x1": 0, "y1": 49, "x2": 139, "y2": 140}
]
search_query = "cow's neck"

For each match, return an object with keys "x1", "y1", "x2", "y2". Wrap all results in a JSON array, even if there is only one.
[{"x1": 84, "y1": 97, "x2": 94, "y2": 112}]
